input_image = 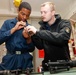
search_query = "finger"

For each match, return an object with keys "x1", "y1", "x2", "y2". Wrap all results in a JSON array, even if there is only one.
[
  {"x1": 19, "y1": 21, "x2": 25, "y2": 26},
  {"x1": 28, "y1": 28, "x2": 32, "y2": 32},
  {"x1": 22, "y1": 22, "x2": 26, "y2": 26},
  {"x1": 24, "y1": 26, "x2": 28, "y2": 30}
]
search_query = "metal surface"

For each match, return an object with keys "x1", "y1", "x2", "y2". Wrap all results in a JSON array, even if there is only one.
[{"x1": 0, "y1": 68, "x2": 76, "y2": 75}]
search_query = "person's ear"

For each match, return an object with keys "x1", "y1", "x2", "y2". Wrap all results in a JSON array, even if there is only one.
[{"x1": 52, "y1": 10, "x2": 55, "y2": 16}]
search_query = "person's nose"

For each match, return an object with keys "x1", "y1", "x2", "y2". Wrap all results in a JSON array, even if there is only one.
[
  {"x1": 41, "y1": 14, "x2": 44, "y2": 18},
  {"x1": 23, "y1": 15, "x2": 27, "y2": 19}
]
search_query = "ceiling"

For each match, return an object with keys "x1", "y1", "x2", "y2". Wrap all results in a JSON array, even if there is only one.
[{"x1": 0, "y1": 0, "x2": 76, "y2": 20}]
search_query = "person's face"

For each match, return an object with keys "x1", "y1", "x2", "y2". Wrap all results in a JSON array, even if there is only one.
[
  {"x1": 18, "y1": 8, "x2": 31, "y2": 22},
  {"x1": 40, "y1": 5, "x2": 55, "y2": 22}
]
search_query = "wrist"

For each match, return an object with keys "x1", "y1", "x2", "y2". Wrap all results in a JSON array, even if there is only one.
[
  {"x1": 11, "y1": 27, "x2": 17, "y2": 34},
  {"x1": 35, "y1": 29, "x2": 39, "y2": 34}
]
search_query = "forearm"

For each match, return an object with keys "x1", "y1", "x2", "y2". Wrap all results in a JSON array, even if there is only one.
[
  {"x1": 11, "y1": 27, "x2": 17, "y2": 34},
  {"x1": 35, "y1": 30, "x2": 70, "y2": 45},
  {"x1": 32, "y1": 35, "x2": 43, "y2": 49}
]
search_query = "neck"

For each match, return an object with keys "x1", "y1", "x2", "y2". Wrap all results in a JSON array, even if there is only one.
[{"x1": 16, "y1": 17, "x2": 19, "y2": 21}]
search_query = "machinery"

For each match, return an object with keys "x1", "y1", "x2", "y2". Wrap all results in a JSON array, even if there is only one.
[
  {"x1": 0, "y1": 68, "x2": 43, "y2": 75},
  {"x1": 47, "y1": 60, "x2": 76, "y2": 73}
]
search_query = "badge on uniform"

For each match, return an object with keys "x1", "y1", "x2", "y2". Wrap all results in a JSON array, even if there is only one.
[{"x1": 65, "y1": 27, "x2": 70, "y2": 33}]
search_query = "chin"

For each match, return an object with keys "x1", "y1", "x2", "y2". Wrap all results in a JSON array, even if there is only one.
[{"x1": 42, "y1": 20, "x2": 47, "y2": 22}]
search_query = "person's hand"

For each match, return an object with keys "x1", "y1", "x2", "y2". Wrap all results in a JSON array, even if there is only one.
[
  {"x1": 25, "y1": 26, "x2": 37, "y2": 36},
  {"x1": 22, "y1": 27, "x2": 30, "y2": 38},
  {"x1": 11, "y1": 21, "x2": 26, "y2": 34},
  {"x1": 14, "y1": 21, "x2": 26, "y2": 31},
  {"x1": 22, "y1": 27, "x2": 32, "y2": 44}
]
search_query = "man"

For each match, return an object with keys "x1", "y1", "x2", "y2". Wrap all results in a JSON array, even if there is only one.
[
  {"x1": 25, "y1": 2, "x2": 72, "y2": 71},
  {"x1": 0, "y1": 2, "x2": 35, "y2": 70}
]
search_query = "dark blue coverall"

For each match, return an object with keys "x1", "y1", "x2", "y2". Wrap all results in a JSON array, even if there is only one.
[{"x1": 0, "y1": 18, "x2": 35, "y2": 70}]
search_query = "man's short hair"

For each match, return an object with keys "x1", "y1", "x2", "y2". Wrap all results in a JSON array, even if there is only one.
[
  {"x1": 18, "y1": 2, "x2": 31, "y2": 11},
  {"x1": 41, "y1": 2, "x2": 55, "y2": 11}
]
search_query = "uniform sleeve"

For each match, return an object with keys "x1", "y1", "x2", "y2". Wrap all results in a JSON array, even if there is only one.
[
  {"x1": 0, "y1": 21, "x2": 12, "y2": 44},
  {"x1": 31, "y1": 35, "x2": 44, "y2": 49},
  {"x1": 35, "y1": 20, "x2": 72, "y2": 45}
]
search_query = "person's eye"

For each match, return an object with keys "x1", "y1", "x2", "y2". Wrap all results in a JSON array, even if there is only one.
[
  {"x1": 44, "y1": 11, "x2": 47, "y2": 14},
  {"x1": 21, "y1": 13, "x2": 25, "y2": 15},
  {"x1": 41, "y1": 11, "x2": 42, "y2": 14}
]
